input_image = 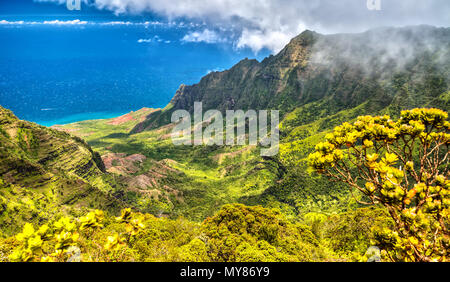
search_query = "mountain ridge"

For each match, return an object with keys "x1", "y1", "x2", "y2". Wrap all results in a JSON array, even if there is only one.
[{"x1": 131, "y1": 25, "x2": 449, "y2": 134}]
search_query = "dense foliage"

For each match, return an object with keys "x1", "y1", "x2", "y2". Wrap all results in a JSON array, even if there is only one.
[
  {"x1": 1, "y1": 204, "x2": 396, "y2": 262},
  {"x1": 309, "y1": 108, "x2": 449, "y2": 261}
]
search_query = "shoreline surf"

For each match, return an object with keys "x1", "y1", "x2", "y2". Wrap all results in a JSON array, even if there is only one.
[{"x1": 34, "y1": 110, "x2": 132, "y2": 127}]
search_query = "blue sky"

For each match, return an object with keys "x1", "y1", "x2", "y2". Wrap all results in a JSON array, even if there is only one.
[
  {"x1": 0, "y1": 0, "x2": 161, "y2": 24},
  {"x1": 1, "y1": 0, "x2": 449, "y2": 53}
]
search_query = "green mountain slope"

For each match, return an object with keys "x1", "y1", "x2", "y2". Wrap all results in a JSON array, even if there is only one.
[
  {"x1": 52, "y1": 111, "x2": 279, "y2": 220},
  {"x1": 131, "y1": 26, "x2": 449, "y2": 133},
  {"x1": 0, "y1": 106, "x2": 123, "y2": 235},
  {"x1": 5, "y1": 25, "x2": 450, "y2": 223}
]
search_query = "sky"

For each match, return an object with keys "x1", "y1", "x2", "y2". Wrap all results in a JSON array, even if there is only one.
[
  {"x1": 0, "y1": 0, "x2": 448, "y2": 125},
  {"x1": 0, "y1": 0, "x2": 272, "y2": 124},
  {"x1": 0, "y1": 0, "x2": 449, "y2": 53}
]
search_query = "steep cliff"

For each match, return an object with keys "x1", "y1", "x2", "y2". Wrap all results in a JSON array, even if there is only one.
[{"x1": 0, "y1": 106, "x2": 123, "y2": 235}]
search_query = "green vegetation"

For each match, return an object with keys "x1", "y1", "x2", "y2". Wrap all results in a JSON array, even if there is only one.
[
  {"x1": 0, "y1": 106, "x2": 124, "y2": 236},
  {"x1": 1, "y1": 204, "x2": 395, "y2": 262},
  {"x1": 309, "y1": 108, "x2": 449, "y2": 261},
  {"x1": 0, "y1": 26, "x2": 449, "y2": 262}
]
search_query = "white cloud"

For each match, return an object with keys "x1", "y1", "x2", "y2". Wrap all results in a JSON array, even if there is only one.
[
  {"x1": 237, "y1": 28, "x2": 302, "y2": 54},
  {"x1": 0, "y1": 20, "x2": 25, "y2": 25},
  {"x1": 99, "y1": 21, "x2": 133, "y2": 26},
  {"x1": 182, "y1": 29, "x2": 225, "y2": 44},
  {"x1": 137, "y1": 38, "x2": 152, "y2": 43},
  {"x1": 137, "y1": 35, "x2": 169, "y2": 43},
  {"x1": 42, "y1": 19, "x2": 88, "y2": 25},
  {"x1": 31, "y1": 0, "x2": 450, "y2": 53},
  {"x1": 0, "y1": 19, "x2": 88, "y2": 25},
  {"x1": 0, "y1": 19, "x2": 172, "y2": 27}
]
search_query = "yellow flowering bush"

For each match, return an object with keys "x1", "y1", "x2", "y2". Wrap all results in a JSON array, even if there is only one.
[
  {"x1": 9, "y1": 216, "x2": 80, "y2": 262},
  {"x1": 8, "y1": 208, "x2": 146, "y2": 262},
  {"x1": 115, "y1": 208, "x2": 146, "y2": 239},
  {"x1": 308, "y1": 108, "x2": 449, "y2": 262}
]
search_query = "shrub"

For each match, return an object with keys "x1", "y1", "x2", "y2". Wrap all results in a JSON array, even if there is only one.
[{"x1": 308, "y1": 108, "x2": 449, "y2": 261}]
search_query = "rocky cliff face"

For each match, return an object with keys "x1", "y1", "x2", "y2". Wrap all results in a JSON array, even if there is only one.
[{"x1": 131, "y1": 26, "x2": 450, "y2": 133}]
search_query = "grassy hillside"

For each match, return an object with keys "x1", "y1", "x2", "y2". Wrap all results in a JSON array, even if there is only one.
[
  {"x1": 0, "y1": 106, "x2": 124, "y2": 235},
  {"x1": 53, "y1": 110, "x2": 280, "y2": 220}
]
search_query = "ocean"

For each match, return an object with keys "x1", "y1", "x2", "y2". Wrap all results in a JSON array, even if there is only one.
[{"x1": 0, "y1": 21, "x2": 269, "y2": 126}]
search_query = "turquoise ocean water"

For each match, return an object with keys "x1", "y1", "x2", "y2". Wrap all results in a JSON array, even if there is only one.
[{"x1": 0, "y1": 21, "x2": 269, "y2": 126}]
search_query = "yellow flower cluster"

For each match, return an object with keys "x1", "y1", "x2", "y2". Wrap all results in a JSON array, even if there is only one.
[
  {"x1": 116, "y1": 208, "x2": 146, "y2": 237},
  {"x1": 104, "y1": 234, "x2": 125, "y2": 251},
  {"x1": 79, "y1": 210, "x2": 104, "y2": 231},
  {"x1": 9, "y1": 211, "x2": 104, "y2": 262},
  {"x1": 9, "y1": 208, "x2": 148, "y2": 262},
  {"x1": 9, "y1": 215, "x2": 81, "y2": 262}
]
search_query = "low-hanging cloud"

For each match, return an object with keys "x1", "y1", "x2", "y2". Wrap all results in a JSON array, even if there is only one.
[
  {"x1": 309, "y1": 25, "x2": 450, "y2": 90},
  {"x1": 35, "y1": 0, "x2": 450, "y2": 53}
]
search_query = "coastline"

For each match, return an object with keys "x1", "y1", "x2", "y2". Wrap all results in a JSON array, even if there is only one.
[{"x1": 34, "y1": 110, "x2": 131, "y2": 127}]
